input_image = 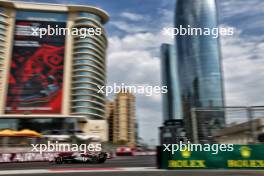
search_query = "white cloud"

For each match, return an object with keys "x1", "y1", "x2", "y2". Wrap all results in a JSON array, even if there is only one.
[
  {"x1": 108, "y1": 32, "x2": 173, "y2": 52},
  {"x1": 109, "y1": 21, "x2": 148, "y2": 33},
  {"x1": 221, "y1": 27, "x2": 264, "y2": 106},
  {"x1": 111, "y1": 6, "x2": 175, "y2": 34},
  {"x1": 158, "y1": 8, "x2": 174, "y2": 27},
  {"x1": 219, "y1": 0, "x2": 261, "y2": 17},
  {"x1": 120, "y1": 12, "x2": 145, "y2": 21}
]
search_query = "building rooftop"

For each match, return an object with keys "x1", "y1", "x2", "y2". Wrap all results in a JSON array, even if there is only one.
[{"x1": 0, "y1": 0, "x2": 109, "y2": 23}]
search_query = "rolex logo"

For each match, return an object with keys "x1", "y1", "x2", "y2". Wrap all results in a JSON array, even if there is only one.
[
  {"x1": 240, "y1": 146, "x2": 251, "y2": 158},
  {"x1": 181, "y1": 150, "x2": 191, "y2": 158}
]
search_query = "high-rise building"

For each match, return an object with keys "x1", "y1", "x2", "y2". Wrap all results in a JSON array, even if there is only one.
[
  {"x1": 175, "y1": 0, "x2": 225, "y2": 142},
  {"x1": 106, "y1": 100, "x2": 114, "y2": 142},
  {"x1": 160, "y1": 43, "x2": 185, "y2": 144},
  {"x1": 161, "y1": 43, "x2": 182, "y2": 121},
  {"x1": 0, "y1": 1, "x2": 109, "y2": 141},
  {"x1": 106, "y1": 92, "x2": 136, "y2": 146}
]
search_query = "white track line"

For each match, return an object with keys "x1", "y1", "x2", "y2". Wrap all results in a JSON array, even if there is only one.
[{"x1": 0, "y1": 167, "x2": 164, "y2": 175}]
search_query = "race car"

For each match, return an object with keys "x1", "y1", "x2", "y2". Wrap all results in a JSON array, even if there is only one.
[
  {"x1": 52, "y1": 152, "x2": 107, "y2": 164},
  {"x1": 116, "y1": 147, "x2": 135, "y2": 156}
]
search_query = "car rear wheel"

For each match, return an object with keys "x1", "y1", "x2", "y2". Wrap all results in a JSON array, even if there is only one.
[
  {"x1": 98, "y1": 153, "x2": 107, "y2": 163},
  {"x1": 98, "y1": 158, "x2": 106, "y2": 163},
  {"x1": 55, "y1": 157, "x2": 63, "y2": 164}
]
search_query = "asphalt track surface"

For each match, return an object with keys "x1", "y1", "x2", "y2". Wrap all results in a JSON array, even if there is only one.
[{"x1": 0, "y1": 156, "x2": 263, "y2": 176}]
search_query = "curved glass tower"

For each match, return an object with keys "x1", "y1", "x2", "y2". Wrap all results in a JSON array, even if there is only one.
[
  {"x1": 175, "y1": 0, "x2": 225, "y2": 142},
  {"x1": 0, "y1": 8, "x2": 8, "y2": 96},
  {"x1": 71, "y1": 10, "x2": 108, "y2": 119},
  {"x1": 161, "y1": 44, "x2": 182, "y2": 121}
]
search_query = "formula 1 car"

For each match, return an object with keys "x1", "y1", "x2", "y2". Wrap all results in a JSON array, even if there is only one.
[{"x1": 53, "y1": 152, "x2": 107, "y2": 164}]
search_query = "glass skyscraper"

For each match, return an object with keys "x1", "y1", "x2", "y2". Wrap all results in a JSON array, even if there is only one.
[
  {"x1": 175, "y1": 0, "x2": 225, "y2": 142},
  {"x1": 161, "y1": 44, "x2": 182, "y2": 121}
]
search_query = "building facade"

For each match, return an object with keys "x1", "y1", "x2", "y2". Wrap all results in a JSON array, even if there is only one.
[
  {"x1": 106, "y1": 100, "x2": 114, "y2": 142},
  {"x1": 106, "y1": 92, "x2": 136, "y2": 146},
  {"x1": 175, "y1": 0, "x2": 225, "y2": 142},
  {"x1": 214, "y1": 119, "x2": 264, "y2": 144},
  {"x1": 0, "y1": 1, "x2": 108, "y2": 141}
]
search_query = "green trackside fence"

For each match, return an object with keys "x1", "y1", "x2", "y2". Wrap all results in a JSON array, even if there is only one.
[{"x1": 157, "y1": 145, "x2": 264, "y2": 169}]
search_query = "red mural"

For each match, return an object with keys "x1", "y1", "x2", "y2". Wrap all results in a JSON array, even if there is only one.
[{"x1": 5, "y1": 21, "x2": 66, "y2": 114}]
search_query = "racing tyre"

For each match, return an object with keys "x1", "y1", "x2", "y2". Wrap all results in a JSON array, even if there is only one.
[{"x1": 55, "y1": 157, "x2": 63, "y2": 164}]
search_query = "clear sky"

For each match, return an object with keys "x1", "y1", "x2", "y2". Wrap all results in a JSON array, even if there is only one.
[{"x1": 20, "y1": 0, "x2": 264, "y2": 145}]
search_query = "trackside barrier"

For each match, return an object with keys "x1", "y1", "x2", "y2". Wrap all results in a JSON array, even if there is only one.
[
  {"x1": 0, "y1": 151, "x2": 117, "y2": 163},
  {"x1": 0, "y1": 152, "x2": 59, "y2": 163},
  {"x1": 158, "y1": 144, "x2": 264, "y2": 169},
  {"x1": 134, "y1": 151, "x2": 156, "y2": 156}
]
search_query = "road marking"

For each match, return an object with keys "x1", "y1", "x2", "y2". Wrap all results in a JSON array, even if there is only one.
[
  {"x1": 0, "y1": 170, "x2": 48, "y2": 175},
  {"x1": 0, "y1": 167, "x2": 164, "y2": 175},
  {"x1": 49, "y1": 167, "x2": 123, "y2": 171}
]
